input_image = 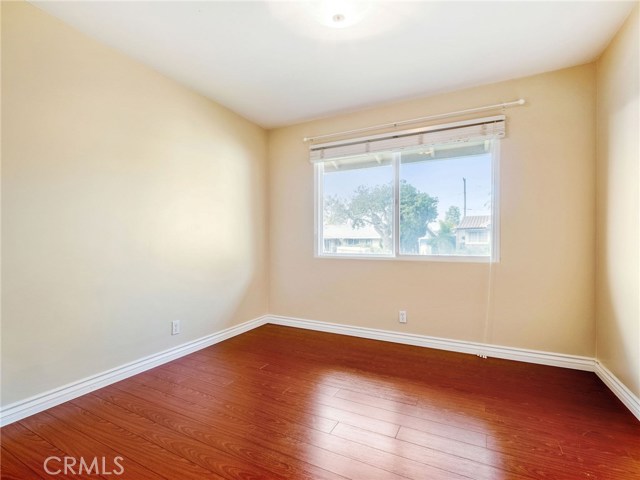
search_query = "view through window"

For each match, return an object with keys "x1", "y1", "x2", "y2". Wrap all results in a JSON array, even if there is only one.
[{"x1": 318, "y1": 140, "x2": 496, "y2": 259}]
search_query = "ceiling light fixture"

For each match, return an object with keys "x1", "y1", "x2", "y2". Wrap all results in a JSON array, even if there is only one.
[
  {"x1": 319, "y1": 1, "x2": 369, "y2": 29},
  {"x1": 268, "y1": 1, "x2": 420, "y2": 41},
  {"x1": 331, "y1": 13, "x2": 345, "y2": 25}
]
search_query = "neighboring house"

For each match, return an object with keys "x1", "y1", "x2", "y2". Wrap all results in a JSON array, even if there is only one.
[
  {"x1": 418, "y1": 216, "x2": 491, "y2": 255},
  {"x1": 323, "y1": 224, "x2": 382, "y2": 254},
  {"x1": 456, "y1": 215, "x2": 491, "y2": 251}
]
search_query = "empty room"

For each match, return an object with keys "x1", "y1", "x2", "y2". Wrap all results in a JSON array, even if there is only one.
[{"x1": 1, "y1": 0, "x2": 639, "y2": 478}]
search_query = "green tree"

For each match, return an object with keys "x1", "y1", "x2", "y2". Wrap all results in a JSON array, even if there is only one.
[
  {"x1": 445, "y1": 205, "x2": 461, "y2": 226},
  {"x1": 427, "y1": 220, "x2": 456, "y2": 254},
  {"x1": 323, "y1": 195, "x2": 349, "y2": 225},
  {"x1": 324, "y1": 180, "x2": 438, "y2": 253},
  {"x1": 399, "y1": 182, "x2": 439, "y2": 253},
  {"x1": 427, "y1": 205, "x2": 460, "y2": 254},
  {"x1": 347, "y1": 183, "x2": 394, "y2": 251}
]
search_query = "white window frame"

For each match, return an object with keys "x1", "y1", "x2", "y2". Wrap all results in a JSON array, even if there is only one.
[{"x1": 314, "y1": 141, "x2": 501, "y2": 263}]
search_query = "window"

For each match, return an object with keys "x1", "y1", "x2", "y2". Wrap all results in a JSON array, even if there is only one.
[{"x1": 313, "y1": 116, "x2": 502, "y2": 261}]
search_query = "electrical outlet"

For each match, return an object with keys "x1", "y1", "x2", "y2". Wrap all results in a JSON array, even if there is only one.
[
  {"x1": 399, "y1": 310, "x2": 407, "y2": 324},
  {"x1": 171, "y1": 320, "x2": 181, "y2": 335}
]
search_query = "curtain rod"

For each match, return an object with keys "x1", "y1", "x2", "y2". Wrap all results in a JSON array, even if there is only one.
[{"x1": 303, "y1": 98, "x2": 525, "y2": 143}]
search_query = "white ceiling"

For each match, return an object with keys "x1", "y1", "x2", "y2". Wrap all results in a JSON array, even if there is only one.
[{"x1": 31, "y1": 1, "x2": 636, "y2": 128}]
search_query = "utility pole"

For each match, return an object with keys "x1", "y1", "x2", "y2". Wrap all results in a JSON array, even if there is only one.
[{"x1": 463, "y1": 177, "x2": 467, "y2": 217}]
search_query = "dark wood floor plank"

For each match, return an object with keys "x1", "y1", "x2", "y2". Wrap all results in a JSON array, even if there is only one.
[
  {"x1": 344, "y1": 421, "x2": 639, "y2": 480},
  {"x1": 45, "y1": 402, "x2": 222, "y2": 479},
  {"x1": 20, "y1": 412, "x2": 163, "y2": 480},
  {"x1": 108, "y1": 377, "x2": 404, "y2": 480},
  {"x1": 74, "y1": 392, "x2": 307, "y2": 480},
  {"x1": 1, "y1": 423, "x2": 76, "y2": 480},
  {"x1": 335, "y1": 387, "x2": 487, "y2": 428},
  {"x1": 89, "y1": 387, "x2": 344, "y2": 480},
  {"x1": 170, "y1": 350, "x2": 343, "y2": 400},
  {"x1": 116, "y1": 371, "x2": 462, "y2": 480},
  {"x1": 157, "y1": 360, "x2": 287, "y2": 397},
  {"x1": 217, "y1": 356, "x2": 490, "y2": 444},
  {"x1": 0, "y1": 446, "x2": 44, "y2": 480},
  {"x1": 188, "y1": 348, "x2": 269, "y2": 370},
  {"x1": 2, "y1": 324, "x2": 639, "y2": 480},
  {"x1": 261, "y1": 360, "x2": 424, "y2": 406},
  {"x1": 397, "y1": 425, "x2": 502, "y2": 464},
  {"x1": 159, "y1": 361, "x2": 235, "y2": 387},
  {"x1": 333, "y1": 422, "x2": 526, "y2": 480},
  {"x1": 483, "y1": 406, "x2": 640, "y2": 461},
  {"x1": 484, "y1": 401, "x2": 640, "y2": 438},
  {"x1": 146, "y1": 358, "x2": 405, "y2": 439},
  {"x1": 312, "y1": 390, "x2": 485, "y2": 445},
  {"x1": 302, "y1": 424, "x2": 467, "y2": 480},
  {"x1": 128, "y1": 370, "x2": 340, "y2": 434},
  {"x1": 195, "y1": 367, "x2": 487, "y2": 448},
  {"x1": 175, "y1": 350, "x2": 485, "y2": 446}
]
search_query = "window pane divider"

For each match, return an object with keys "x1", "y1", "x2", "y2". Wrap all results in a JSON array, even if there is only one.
[{"x1": 393, "y1": 152, "x2": 400, "y2": 257}]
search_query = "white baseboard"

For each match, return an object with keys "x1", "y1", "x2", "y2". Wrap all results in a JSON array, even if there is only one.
[
  {"x1": 266, "y1": 315, "x2": 596, "y2": 371},
  {"x1": 3, "y1": 313, "x2": 638, "y2": 426},
  {"x1": 0, "y1": 315, "x2": 269, "y2": 427},
  {"x1": 595, "y1": 361, "x2": 640, "y2": 421}
]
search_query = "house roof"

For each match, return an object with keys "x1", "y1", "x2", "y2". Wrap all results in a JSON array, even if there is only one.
[
  {"x1": 323, "y1": 224, "x2": 381, "y2": 240},
  {"x1": 457, "y1": 215, "x2": 491, "y2": 230}
]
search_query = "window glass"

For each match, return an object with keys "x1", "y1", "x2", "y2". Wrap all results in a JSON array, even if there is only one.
[
  {"x1": 317, "y1": 140, "x2": 497, "y2": 260},
  {"x1": 399, "y1": 142, "x2": 492, "y2": 257},
  {"x1": 320, "y1": 153, "x2": 393, "y2": 255}
]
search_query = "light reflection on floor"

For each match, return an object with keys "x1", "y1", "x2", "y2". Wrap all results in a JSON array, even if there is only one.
[{"x1": 302, "y1": 369, "x2": 505, "y2": 479}]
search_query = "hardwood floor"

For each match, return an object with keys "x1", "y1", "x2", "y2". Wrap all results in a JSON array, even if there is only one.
[{"x1": 2, "y1": 324, "x2": 639, "y2": 479}]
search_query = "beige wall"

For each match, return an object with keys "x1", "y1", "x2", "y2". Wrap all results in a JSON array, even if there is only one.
[
  {"x1": 596, "y1": 5, "x2": 640, "y2": 398},
  {"x1": 4, "y1": 0, "x2": 637, "y2": 413},
  {"x1": 269, "y1": 65, "x2": 596, "y2": 357},
  {"x1": 1, "y1": 2, "x2": 268, "y2": 406}
]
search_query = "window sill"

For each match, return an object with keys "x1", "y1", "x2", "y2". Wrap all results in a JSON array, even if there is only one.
[{"x1": 315, "y1": 253, "x2": 496, "y2": 263}]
